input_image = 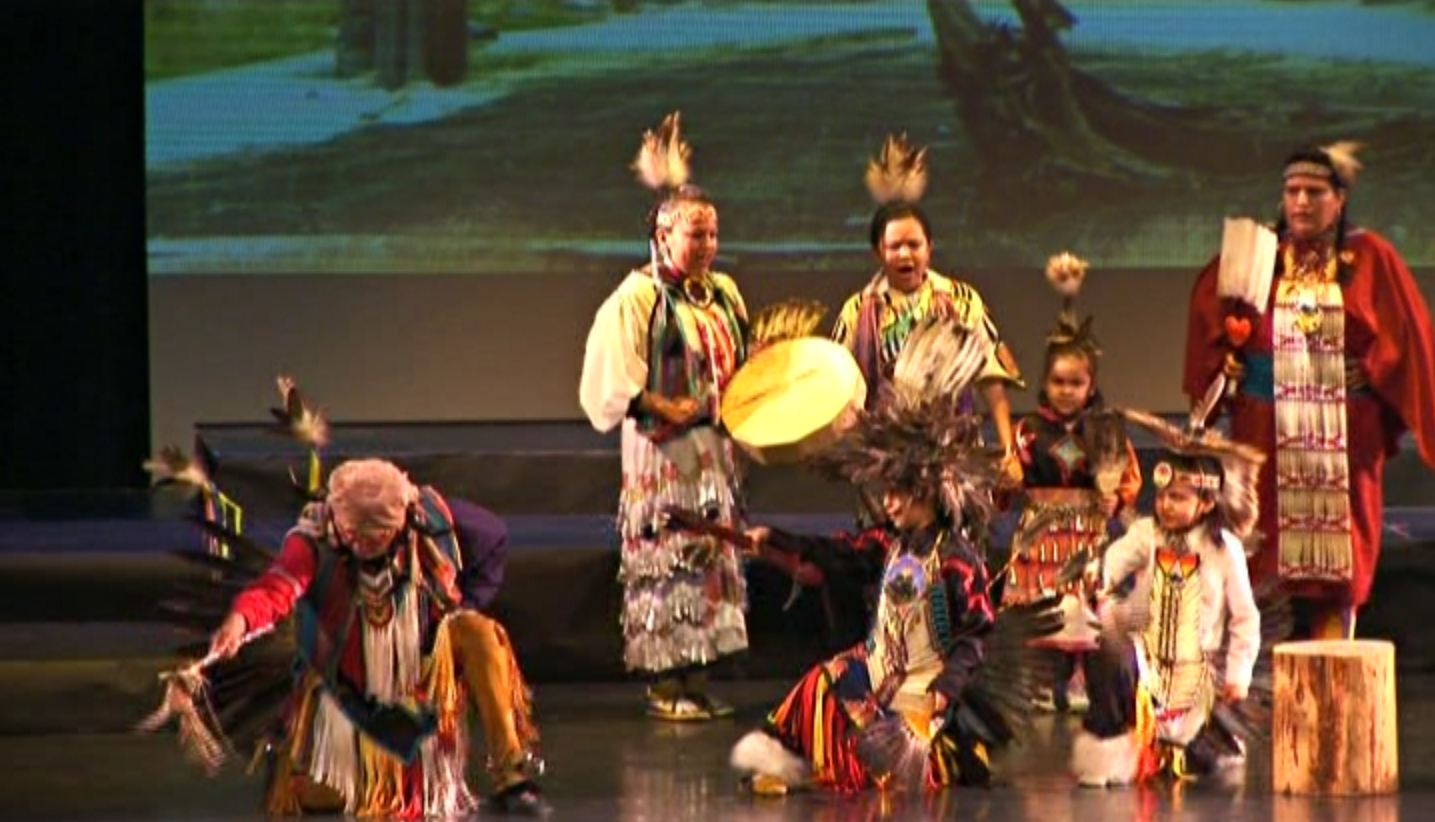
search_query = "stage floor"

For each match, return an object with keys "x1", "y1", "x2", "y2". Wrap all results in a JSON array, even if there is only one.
[
  {"x1": 4, "y1": 449, "x2": 1434, "y2": 818},
  {"x1": 2, "y1": 677, "x2": 1431, "y2": 820}
]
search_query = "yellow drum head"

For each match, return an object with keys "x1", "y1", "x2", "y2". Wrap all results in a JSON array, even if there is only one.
[{"x1": 721, "y1": 337, "x2": 865, "y2": 464}]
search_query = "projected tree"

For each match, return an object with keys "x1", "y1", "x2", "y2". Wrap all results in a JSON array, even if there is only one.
[
  {"x1": 925, "y1": 0, "x2": 1412, "y2": 206},
  {"x1": 337, "y1": 0, "x2": 469, "y2": 88}
]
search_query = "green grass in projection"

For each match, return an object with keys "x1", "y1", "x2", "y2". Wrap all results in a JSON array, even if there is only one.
[
  {"x1": 145, "y1": 0, "x2": 601, "y2": 80},
  {"x1": 144, "y1": 1, "x2": 1435, "y2": 273}
]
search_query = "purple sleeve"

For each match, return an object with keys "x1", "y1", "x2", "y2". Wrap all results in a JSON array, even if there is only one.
[
  {"x1": 446, "y1": 497, "x2": 508, "y2": 612},
  {"x1": 766, "y1": 526, "x2": 892, "y2": 588}
]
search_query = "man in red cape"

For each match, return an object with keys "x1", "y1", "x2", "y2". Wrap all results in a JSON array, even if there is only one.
[{"x1": 1184, "y1": 144, "x2": 1435, "y2": 639}]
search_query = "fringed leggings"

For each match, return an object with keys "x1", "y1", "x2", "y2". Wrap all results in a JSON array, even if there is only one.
[{"x1": 765, "y1": 652, "x2": 978, "y2": 792}]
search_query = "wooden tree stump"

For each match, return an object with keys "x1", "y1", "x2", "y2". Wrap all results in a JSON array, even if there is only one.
[{"x1": 1273, "y1": 640, "x2": 1398, "y2": 795}]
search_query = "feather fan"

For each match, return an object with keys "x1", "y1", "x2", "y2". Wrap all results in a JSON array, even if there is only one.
[
  {"x1": 1082, "y1": 409, "x2": 1128, "y2": 500},
  {"x1": 140, "y1": 519, "x2": 295, "y2": 772}
]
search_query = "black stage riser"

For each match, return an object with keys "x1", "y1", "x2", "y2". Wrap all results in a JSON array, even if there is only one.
[
  {"x1": 0, "y1": 548, "x2": 860, "y2": 684},
  {"x1": 4, "y1": 540, "x2": 1435, "y2": 685},
  {"x1": 208, "y1": 454, "x2": 855, "y2": 517},
  {"x1": 195, "y1": 423, "x2": 1435, "y2": 517}
]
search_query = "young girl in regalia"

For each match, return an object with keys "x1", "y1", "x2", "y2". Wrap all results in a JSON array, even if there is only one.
[{"x1": 1005, "y1": 253, "x2": 1141, "y2": 712}]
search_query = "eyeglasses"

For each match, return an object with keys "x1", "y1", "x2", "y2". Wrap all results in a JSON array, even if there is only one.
[{"x1": 334, "y1": 522, "x2": 401, "y2": 555}]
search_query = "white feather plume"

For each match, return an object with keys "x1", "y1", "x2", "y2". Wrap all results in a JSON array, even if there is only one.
[
  {"x1": 1044, "y1": 251, "x2": 1089, "y2": 298},
  {"x1": 631, "y1": 111, "x2": 691, "y2": 191},
  {"x1": 275, "y1": 375, "x2": 329, "y2": 449},
  {"x1": 864, "y1": 133, "x2": 928, "y2": 205},
  {"x1": 1321, "y1": 140, "x2": 1363, "y2": 187}
]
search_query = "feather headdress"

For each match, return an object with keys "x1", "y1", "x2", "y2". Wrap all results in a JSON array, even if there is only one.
[
  {"x1": 631, "y1": 111, "x2": 691, "y2": 192},
  {"x1": 1044, "y1": 251, "x2": 1088, "y2": 300},
  {"x1": 269, "y1": 375, "x2": 329, "y2": 498},
  {"x1": 1043, "y1": 251, "x2": 1100, "y2": 361},
  {"x1": 864, "y1": 133, "x2": 928, "y2": 205},
  {"x1": 271, "y1": 375, "x2": 329, "y2": 450},
  {"x1": 326, "y1": 458, "x2": 419, "y2": 533},
  {"x1": 1121, "y1": 408, "x2": 1266, "y2": 540},
  {"x1": 1283, "y1": 140, "x2": 1363, "y2": 189},
  {"x1": 1321, "y1": 140, "x2": 1362, "y2": 188},
  {"x1": 631, "y1": 111, "x2": 714, "y2": 256}
]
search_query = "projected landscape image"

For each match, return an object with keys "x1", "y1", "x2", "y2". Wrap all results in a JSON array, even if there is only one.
[{"x1": 145, "y1": 0, "x2": 1435, "y2": 275}]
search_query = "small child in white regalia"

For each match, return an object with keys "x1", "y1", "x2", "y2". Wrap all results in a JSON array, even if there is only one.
[{"x1": 1072, "y1": 410, "x2": 1265, "y2": 786}]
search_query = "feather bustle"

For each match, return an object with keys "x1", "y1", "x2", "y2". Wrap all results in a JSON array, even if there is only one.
[
  {"x1": 889, "y1": 317, "x2": 990, "y2": 412},
  {"x1": 748, "y1": 300, "x2": 828, "y2": 347},
  {"x1": 143, "y1": 445, "x2": 211, "y2": 490}
]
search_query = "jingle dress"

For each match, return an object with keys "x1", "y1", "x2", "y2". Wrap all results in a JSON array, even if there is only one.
[{"x1": 580, "y1": 265, "x2": 750, "y2": 673}]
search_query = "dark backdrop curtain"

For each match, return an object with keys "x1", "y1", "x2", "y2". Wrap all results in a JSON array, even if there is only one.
[{"x1": 1, "y1": 0, "x2": 148, "y2": 490}]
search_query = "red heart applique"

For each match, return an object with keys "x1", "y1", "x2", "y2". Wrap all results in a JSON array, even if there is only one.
[
  {"x1": 1156, "y1": 548, "x2": 1200, "y2": 579},
  {"x1": 1223, "y1": 315, "x2": 1252, "y2": 348}
]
